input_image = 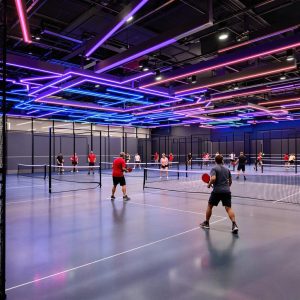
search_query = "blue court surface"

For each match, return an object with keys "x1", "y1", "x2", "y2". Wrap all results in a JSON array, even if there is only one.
[{"x1": 6, "y1": 172, "x2": 300, "y2": 300}]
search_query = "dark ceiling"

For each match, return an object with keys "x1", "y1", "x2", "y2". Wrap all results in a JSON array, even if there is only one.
[{"x1": 2, "y1": 0, "x2": 300, "y2": 128}]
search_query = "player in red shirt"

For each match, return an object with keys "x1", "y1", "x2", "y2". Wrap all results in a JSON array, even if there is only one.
[
  {"x1": 284, "y1": 153, "x2": 289, "y2": 169},
  {"x1": 154, "y1": 152, "x2": 159, "y2": 165},
  {"x1": 111, "y1": 152, "x2": 130, "y2": 201},
  {"x1": 70, "y1": 153, "x2": 79, "y2": 172},
  {"x1": 169, "y1": 152, "x2": 174, "y2": 168},
  {"x1": 88, "y1": 151, "x2": 97, "y2": 175}
]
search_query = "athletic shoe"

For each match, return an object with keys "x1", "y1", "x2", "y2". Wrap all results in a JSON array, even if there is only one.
[
  {"x1": 123, "y1": 195, "x2": 130, "y2": 201},
  {"x1": 232, "y1": 222, "x2": 239, "y2": 234},
  {"x1": 111, "y1": 195, "x2": 115, "y2": 200},
  {"x1": 200, "y1": 221, "x2": 210, "y2": 229},
  {"x1": 167, "y1": 176, "x2": 169, "y2": 179}
]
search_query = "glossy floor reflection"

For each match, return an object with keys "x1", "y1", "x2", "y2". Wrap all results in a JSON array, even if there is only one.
[{"x1": 6, "y1": 174, "x2": 300, "y2": 300}]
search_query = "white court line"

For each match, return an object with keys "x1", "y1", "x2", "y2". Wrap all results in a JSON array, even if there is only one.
[
  {"x1": 7, "y1": 192, "x2": 88, "y2": 205},
  {"x1": 7, "y1": 184, "x2": 46, "y2": 190},
  {"x1": 6, "y1": 217, "x2": 227, "y2": 292},
  {"x1": 273, "y1": 190, "x2": 300, "y2": 203},
  {"x1": 111, "y1": 198, "x2": 226, "y2": 219}
]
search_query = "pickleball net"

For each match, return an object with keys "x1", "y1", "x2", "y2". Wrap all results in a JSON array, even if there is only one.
[
  {"x1": 17, "y1": 164, "x2": 47, "y2": 180},
  {"x1": 100, "y1": 161, "x2": 179, "y2": 178},
  {"x1": 143, "y1": 168, "x2": 300, "y2": 204},
  {"x1": 49, "y1": 165, "x2": 101, "y2": 193}
]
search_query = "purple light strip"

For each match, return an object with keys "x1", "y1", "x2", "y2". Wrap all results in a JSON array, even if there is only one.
[
  {"x1": 121, "y1": 72, "x2": 154, "y2": 84},
  {"x1": 86, "y1": 0, "x2": 149, "y2": 57},
  {"x1": 21, "y1": 75, "x2": 62, "y2": 82},
  {"x1": 282, "y1": 102, "x2": 300, "y2": 108},
  {"x1": 139, "y1": 87, "x2": 170, "y2": 96},
  {"x1": 66, "y1": 71, "x2": 120, "y2": 84},
  {"x1": 35, "y1": 98, "x2": 123, "y2": 113},
  {"x1": 36, "y1": 109, "x2": 66, "y2": 118},
  {"x1": 26, "y1": 110, "x2": 40, "y2": 114},
  {"x1": 7, "y1": 62, "x2": 62, "y2": 75},
  {"x1": 29, "y1": 75, "x2": 72, "y2": 96},
  {"x1": 96, "y1": 38, "x2": 176, "y2": 74}
]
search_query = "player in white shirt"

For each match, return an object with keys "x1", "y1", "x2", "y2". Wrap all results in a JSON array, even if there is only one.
[
  {"x1": 160, "y1": 153, "x2": 169, "y2": 179},
  {"x1": 134, "y1": 153, "x2": 141, "y2": 169}
]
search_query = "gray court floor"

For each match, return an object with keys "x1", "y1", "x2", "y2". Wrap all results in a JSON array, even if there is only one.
[{"x1": 5, "y1": 172, "x2": 300, "y2": 300}]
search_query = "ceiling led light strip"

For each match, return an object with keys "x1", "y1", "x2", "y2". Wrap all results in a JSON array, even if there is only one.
[
  {"x1": 141, "y1": 39, "x2": 300, "y2": 88},
  {"x1": 175, "y1": 65, "x2": 296, "y2": 95},
  {"x1": 86, "y1": 0, "x2": 149, "y2": 57}
]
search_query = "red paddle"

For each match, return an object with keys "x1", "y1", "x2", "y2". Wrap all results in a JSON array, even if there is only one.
[
  {"x1": 201, "y1": 173, "x2": 210, "y2": 184},
  {"x1": 127, "y1": 167, "x2": 133, "y2": 173}
]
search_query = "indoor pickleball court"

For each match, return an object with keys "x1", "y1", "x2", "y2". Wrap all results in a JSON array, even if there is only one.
[{"x1": 1, "y1": 1, "x2": 300, "y2": 299}]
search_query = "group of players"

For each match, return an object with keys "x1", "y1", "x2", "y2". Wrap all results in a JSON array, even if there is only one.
[
  {"x1": 56, "y1": 151, "x2": 97, "y2": 174},
  {"x1": 110, "y1": 151, "x2": 239, "y2": 234}
]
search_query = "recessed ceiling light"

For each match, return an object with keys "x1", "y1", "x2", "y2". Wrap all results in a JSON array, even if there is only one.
[
  {"x1": 95, "y1": 84, "x2": 100, "y2": 88},
  {"x1": 35, "y1": 36, "x2": 41, "y2": 40},
  {"x1": 127, "y1": 16, "x2": 134, "y2": 22},
  {"x1": 155, "y1": 70, "x2": 162, "y2": 81},
  {"x1": 286, "y1": 56, "x2": 294, "y2": 61},
  {"x1": 233, "y1": 86, "x2": 239, "y2": 90},
  {"x1": 280, "y1": 75, "x2": 287, "y2": 80},
  {"x1": 218, "y1": 32, "x2": 229, "y2": 41}
]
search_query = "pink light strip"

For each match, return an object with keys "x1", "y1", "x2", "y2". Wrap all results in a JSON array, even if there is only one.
[
  {"x1": 259, "y1": 97, "x2": 300, "y2": 106},
  {"x1": 141, "y1": 41, "x2": 300, "y2": 89},
  {"x1": 14, "y1": 0, "x2": 32, "y2": 43},
  {"x1": 175, "y1": 65, "x2": 296, "y2": 95},
  {"x1": 218, "y1": 25, "x2": 299, "y2": 54}
]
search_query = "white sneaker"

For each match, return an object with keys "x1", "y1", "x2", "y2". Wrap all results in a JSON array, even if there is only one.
[{"x1": 167, "y1": 176, "x2": 169, "y2": 179}]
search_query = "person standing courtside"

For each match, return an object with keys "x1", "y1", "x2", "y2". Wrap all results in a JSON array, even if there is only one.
[
  {"x1": 134, "y1": 153, "x2": 141, "y2": 169},
  {"x1": 236, "y1": 151, "x2": 247, "y2": 180},
  {"x1": 111, "y1": 152, "x2": 130, "y2": 201},
  {"x1": 88, "y1": 150, "x2": 96, "y2": 175},
  {"x1": 200, "y1": 155, "x2": 238, "y2": 234},
  {"x1": 70, "y1": 153, "x2": 79, "y2": 172},
  {"x1": 56, "y1": 153, "x2": 64, "y2": 174}
]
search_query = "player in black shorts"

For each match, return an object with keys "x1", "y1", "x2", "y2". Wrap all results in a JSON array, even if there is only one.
[
  {"x1": 200, "y1": 155, "x2": 238, "y2": 233},
  {"x1": 236, "y1": 151, "x2": 247, "y2": 180},
  {"x1": 56, "y1": 153, "x2": 64, "y2": 174}
]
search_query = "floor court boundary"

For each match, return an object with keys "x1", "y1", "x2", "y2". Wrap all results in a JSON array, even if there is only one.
[
  {"x1": 6, "y1": 217, "x2": 227, "y2": 292},
  {"x1": 111, "y1": 196, "x2": 226, "y2": 219}
]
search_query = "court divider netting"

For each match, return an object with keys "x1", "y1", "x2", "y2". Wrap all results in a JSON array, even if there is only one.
[{"x1": 143, "y1": 168, "x2": 300, "y2": 204}]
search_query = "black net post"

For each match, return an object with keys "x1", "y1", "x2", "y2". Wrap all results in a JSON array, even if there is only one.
[
  {"x1": 143, "y1": 168, "x2": 146, "y2": 190},
  {"x1": 90, "y1": 123, "x2": 93, "y2": 151},
  {"x1": 190, "y1": 135, "x2": 193, "y2": 169},
  {"x1": 31, "y1": 118, "x2": 34, "y2": 173},
  {"x1": 295, "y1": 134, "x2": 298, "y2": 174},
  {"x1": 99, "y1": 130, "x2": 102, "y2": 186},
  {"x1": 145, "y1": 134, "x2": 148, "y2": 179},
  {"x1": 49, "y1": 127, "x2": 52, "y2": 193},
  {"x1": 0, "y1": 0, "x2": 7, "y2": 296}
]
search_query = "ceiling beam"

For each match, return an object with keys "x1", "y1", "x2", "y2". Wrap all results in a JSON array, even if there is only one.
[
  {"x1": 94, "y1": 0, "x2": 213, "y2": 74},
  {"x1": 85, "y1": 0, "x2": 150, "y2": 57},
  {"x1": 140, "y1": 33, "x2": 300, "y2": 88}
]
